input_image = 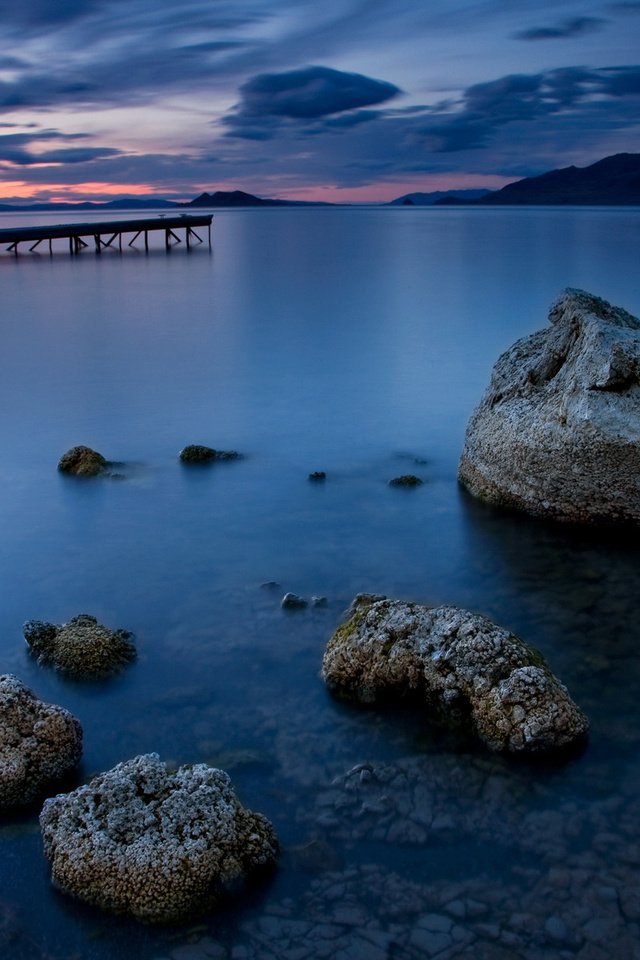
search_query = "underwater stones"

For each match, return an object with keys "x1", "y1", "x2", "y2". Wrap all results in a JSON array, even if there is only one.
[
  {"x1": 389, "y1": 474, "x2": 423, "y2": 487},
  {"x1": 179, "y1": 444, "x2": 241, "y2": 463},
  {"x1": 0, "y1": 675, "x2": 82, "y2": 809},
  {"x1": 459, "y1": 288, "x2": 640, "y2": 524},
  {"x1": 24, "y1": 614, "x2": 136, "y2": 679},
  {"x1": 57, "y1": 445, "x2": 107, "y2": 476},
  {"x1": 39, "y1": 753, "x2": 278, "y2": 924},
  {"x1": 322, "y1": 596, "x2": 588, "y2": 753}
]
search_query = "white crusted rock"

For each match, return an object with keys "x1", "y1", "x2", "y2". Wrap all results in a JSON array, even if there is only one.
[
  {"x1": 322, "y1": 596, "x2": 588, "y2": 753},
  {"x1": 40, "y1": 753, "x2": 278, "y2": 923},
  {"x1": 459, "y1": 288, "x2": 640, "y2": 523},
  {"x1": 0, "y1": 674, "x2": 82, "y2": 809}
]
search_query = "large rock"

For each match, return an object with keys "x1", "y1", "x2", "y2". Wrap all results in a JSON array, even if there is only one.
[
  {"x1": 40, "y1": 753, "x2": 278, "y2": 923},
  {"x1": 322, "y1": 596, "x2": 588, "y2": 753},
  {"x1": 0, "y1": 675, "x2": 82, "y2": 809},
  {"x1": 24, "y1": 614, "x2": 136, "y2": 679},
  {"x1": 58, "y1": 445, "x2": 107, "y2": 476},
  {"x1": 458, "y1": 289, "x2": 640, "y2": 523}
]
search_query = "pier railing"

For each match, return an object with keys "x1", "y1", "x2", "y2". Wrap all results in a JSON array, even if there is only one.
[{"x1": 0, "y1": 214, "x2": 213, "y2": 255}]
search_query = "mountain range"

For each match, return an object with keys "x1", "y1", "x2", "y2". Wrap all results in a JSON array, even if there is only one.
[{"x1": 0, "y1": 153, "x2": 638, "y2": 212}]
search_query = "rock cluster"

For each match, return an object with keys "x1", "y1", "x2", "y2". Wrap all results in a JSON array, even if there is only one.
[
  {"x1": 459, "y1": 288, "x2": 640, "y2": 523},
  {"x1": 322, "y1": 595, "x2": 588, "y2": 753},
  {"x1": 57, "y1": 445, "x2": 107, "y2": 476},
  {"x1": 24, "y1": 614, "x2": 136, "y2": 678},
  {"x1": 0, "y1": 675, "x2": 82, "y2": 809},
  {"x1": 179, "y1": 445, "x2": 241, "y2": 463},
  {"x1": 39, "y1": 753, "x2": 278, "y2": 924}
]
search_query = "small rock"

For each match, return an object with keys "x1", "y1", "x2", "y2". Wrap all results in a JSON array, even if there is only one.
[
  {"x1": 179, "y1": 445, "x2": 241, "y2": 463},
  {"x1": 260, "y1": 581, "x2": 281, "y2": 590},
  {"x1": 24, "y1": 614, "x2": 136, "y2": 679},
  {"x1": 388, "y1": 475, "x2": 423, "y2": 487},
  {"x1": 281, "y1": 593, "x2": 308, "y2": 610},
  {"x1": 545, "y1": 916, "x2": 570, "y2": 944},
  {"x1": 308, "y1": 472, "x2": 326, "y2": 481},
  {"x1": 311, "y1": 597, "x2": 328, "y2": 608},
  {"x1": 0, "y1": 674, "x2": 82, "y2": 809},
  {"x1": 58, "y1": 445, "x2": 107, "y2": 476}
]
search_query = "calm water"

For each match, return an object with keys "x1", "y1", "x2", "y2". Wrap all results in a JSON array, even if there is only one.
[{"x1": 1, "y1": 207, "x2": 640, "y2": 960}]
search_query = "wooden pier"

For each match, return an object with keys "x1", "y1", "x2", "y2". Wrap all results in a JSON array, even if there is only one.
[{"x1": 0, "y1": 214, "x2": 213, "y2": 255}]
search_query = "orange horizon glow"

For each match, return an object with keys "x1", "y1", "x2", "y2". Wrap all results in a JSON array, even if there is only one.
[
  {"x1": 276, "y1": 174, "x2": 518, "y2": 204},
  {"x1": 0, "y1": 173, "x2": 520, "y2": 204},
  {"x1": 0, "y1": 181, "x2": 159, "y2": 200}
]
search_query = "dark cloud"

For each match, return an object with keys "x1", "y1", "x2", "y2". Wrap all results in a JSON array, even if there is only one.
[
  {"x1": 514, "y1": 16, "x2": 607, "y2": 41},
  {"x1": 323, "y1": 109, "x2": 383, "y2": 129},
  {"x1": 2, "y1": 0, "x2": 102, "y2": 27},
  {"x1": 234, "y1": 66, "x2": 400, "y2": 120},
  {"x1": 0, "y1": 129, "x2": 120, "y2": 165},
  {"x1": 413, "y1": 65, "x2": 639, "y2": 152}
]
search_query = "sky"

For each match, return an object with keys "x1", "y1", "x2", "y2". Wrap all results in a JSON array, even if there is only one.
[{"x1": 0, "y1": 0, "x2": 639, "y2": 203}]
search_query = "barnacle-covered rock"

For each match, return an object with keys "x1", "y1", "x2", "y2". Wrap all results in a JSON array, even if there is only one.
[
  {"x1": 57, "y1": 446, "x2": 107, "y2": 476},
  {"x1": 0, "y1": 675, "x2": 82, "y2": 809},
  {"x1": 322, "y1": 596, "x2": 588, "y2": 754},
  {"x1": 459, "y1": 289, "x2": 640, "y2": 523},
  {"x1": 40, "y1": 753, "x2": 278, "y2": 923},
  {"x1": 24, "y1": 614, "x2": 136, "y2": 679}
]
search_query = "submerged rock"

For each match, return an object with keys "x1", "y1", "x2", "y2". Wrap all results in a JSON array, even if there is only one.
[
  {"x1": 24, "y1": 614, "x2": 136, "y2": 679},
  {"x1": 179, "y1": 444, "x2": 241, "y2": 463},
  {"x1": 57, "y1": 445, "x2": 107, "y2": 476},
  {"x1": 40, "y1": 753, "x2": 278, "y2": 924},
  {"x1": 0, "y1": 675, "x2": 82, "y2": 809},
  {"x1": 459, "y1": 289, "x2": 640, "y2": 523},
  {"x1": 308, "y1": 471, "x2": 327, "y2": 481},
  {"x1": 322, "y1": 596, "x2": 588, "y2": 753},
  {"x1": 389, "y1": 474, "x2": 423, "y2": 487}
]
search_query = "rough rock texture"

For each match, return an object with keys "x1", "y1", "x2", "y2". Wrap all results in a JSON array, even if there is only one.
[
  {"x1": 40, "y1": 753, "x2": 278, "y2": 924},
  {"x1": 322, "y1": 596, "x2": 588, "y2": 753},
  {"x1": 179, "y1": 445, "x2": 241, "y2": 463},
  {"x1": 57, "y1": 445, "x2": 107, "y2": 476},
  {"x1": 459, "y1": 288, "x2": 640, "y2": 523},
  {"x1": 0, "y1": 675, "x2": 82, "y2": 809},
  {"x1": 24, "y1": 614, "x2": 136, "y2": 679}
]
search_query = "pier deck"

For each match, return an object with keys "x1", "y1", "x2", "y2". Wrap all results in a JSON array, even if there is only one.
[{"x1": 0, "y1": 214, "x2": 213, "y2": 255}]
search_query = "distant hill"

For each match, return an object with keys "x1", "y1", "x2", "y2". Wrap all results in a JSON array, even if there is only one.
[
  {"x1": 479, "y1": 154, "x2": 640, "y2": 205},
  {"x1": 0, "y1": 198, "x2": 177, "y2": 212},
  {"x1": 185, "y1": 189, "x2": 330, "y2": 207},
  {"x1": 186, "y1": 190, "x2": 290, "y2": 207},
  {"x1": 389, "y1": 189, "x2": 490, "y2": 205},
  {"x1": 0, "y1": 189, "x2": 328, "y2": 213}
]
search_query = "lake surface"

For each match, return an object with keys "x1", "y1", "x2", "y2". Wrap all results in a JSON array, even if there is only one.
[{"x1": 1, "y1": 206, "x2": 639, "y2": 960}]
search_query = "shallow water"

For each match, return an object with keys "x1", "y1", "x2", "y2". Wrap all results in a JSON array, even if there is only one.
[{"x1": 1, "y1": 206, "x2": 640, "y2": 959}]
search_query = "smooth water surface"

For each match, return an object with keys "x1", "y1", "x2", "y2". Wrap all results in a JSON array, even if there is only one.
[{"x1": 1, "y1": 207, "x2": 640, "y2": 960}]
